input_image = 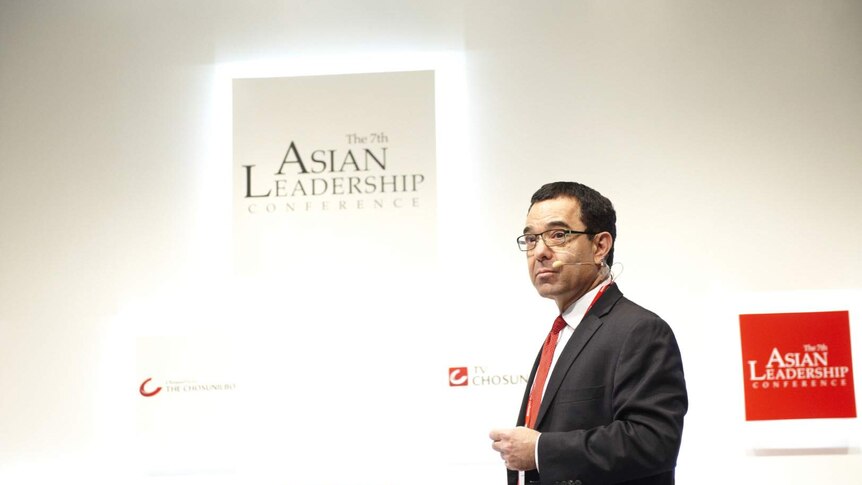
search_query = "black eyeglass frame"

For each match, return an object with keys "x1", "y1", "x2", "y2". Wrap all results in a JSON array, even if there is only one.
[{"x1": 516, "y1": 229, "x2": 596, "y2": 251}]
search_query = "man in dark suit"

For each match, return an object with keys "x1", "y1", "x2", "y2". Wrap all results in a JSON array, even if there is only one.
[{"x1": 490, "y1": 182, "x2": 687, "y2": 485}]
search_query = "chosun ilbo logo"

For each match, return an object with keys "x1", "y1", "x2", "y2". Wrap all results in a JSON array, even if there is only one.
[
  {"x1": 138, "y1": 377, "x2": 238, "y2": 397},
  {"x1": 139, "y1": 377, "x2": 162, "y2": 397}
]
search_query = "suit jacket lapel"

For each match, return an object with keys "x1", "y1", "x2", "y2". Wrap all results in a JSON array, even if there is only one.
[{"x1": 534, "y1": 284, "x2": 623, "y2": 428}]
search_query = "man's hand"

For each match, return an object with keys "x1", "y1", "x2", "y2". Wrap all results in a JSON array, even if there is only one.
[{"x1": 489, "y1": 427, "x2": 540, "y2": 471}]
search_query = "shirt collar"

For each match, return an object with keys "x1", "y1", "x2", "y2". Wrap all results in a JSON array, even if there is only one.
[{"x1": 560, "y1": 277, "x2": 612, "y2": 327}]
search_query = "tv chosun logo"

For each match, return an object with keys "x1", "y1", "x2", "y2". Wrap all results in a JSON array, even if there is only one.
[
  {"x1": 448, "y1": 366, "x2": 527, "y2": 387},
  {"x1": 449, "y1": 367, "x2": 469, "y2": 386}
]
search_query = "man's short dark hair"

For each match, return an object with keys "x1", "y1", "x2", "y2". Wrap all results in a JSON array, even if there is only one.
[{"x1": 529, "y1": 181, "x2": 617, "y2": 267}]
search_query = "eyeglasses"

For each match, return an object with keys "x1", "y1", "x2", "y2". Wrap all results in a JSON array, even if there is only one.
[{"x1": 516, "y1": 229, "x2": 595, "y2": 251}]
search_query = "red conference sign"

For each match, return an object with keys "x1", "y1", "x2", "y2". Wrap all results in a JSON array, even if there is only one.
[{"x1": 739, "y1": 311, "x2": 856, "y2": 421}]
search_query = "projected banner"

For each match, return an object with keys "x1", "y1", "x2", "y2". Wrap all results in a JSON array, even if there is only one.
[
  {"x1": 232, "y1": 70, "x2": 437, "y2": 276},
  {"x1": 217, "y1": 70, "x2": 441, "y2": 482}
]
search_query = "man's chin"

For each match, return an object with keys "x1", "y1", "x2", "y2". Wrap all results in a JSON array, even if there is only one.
[{"x1": 533, "y1": 284, "x2": 559, "y2": 300}]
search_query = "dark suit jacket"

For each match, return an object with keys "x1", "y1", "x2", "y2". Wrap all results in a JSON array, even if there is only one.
[{"x1": 508, "y1": 284, "x2": 688, "y2": 485}]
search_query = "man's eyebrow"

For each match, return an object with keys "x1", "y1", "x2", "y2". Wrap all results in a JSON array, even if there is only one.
[{"x1": 523, "y1": 221, "x2": 571, "y2": 234}]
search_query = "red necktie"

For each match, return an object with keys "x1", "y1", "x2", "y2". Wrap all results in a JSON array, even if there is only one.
[{"x1": 525, "y1": 315, "x2": 567, "y2": 429}]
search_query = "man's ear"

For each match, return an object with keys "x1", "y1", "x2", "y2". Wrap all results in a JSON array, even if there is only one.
[{"x1": 592, "y1": 232, "x2": 613, "y2": 264}]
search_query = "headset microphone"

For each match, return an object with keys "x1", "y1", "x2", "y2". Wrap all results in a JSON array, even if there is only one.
[
  {"x1": 552, "y1": 261, "x2": 595, "y2": 269},
  {"x1": 551, "y1": 248, "x2": 603, "y2": 270}
]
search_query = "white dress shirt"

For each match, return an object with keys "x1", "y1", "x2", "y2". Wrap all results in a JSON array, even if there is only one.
[{"x1": 527, "y1": 277, "x2": 612, "y2": 480}]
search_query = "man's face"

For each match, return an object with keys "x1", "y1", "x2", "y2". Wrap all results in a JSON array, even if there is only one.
[{"x1": 524, "y1": 197, "x2": 602, "y2": 312}]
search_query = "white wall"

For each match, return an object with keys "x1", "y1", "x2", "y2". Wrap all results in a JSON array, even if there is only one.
[{"x1": 2, "y1": 1, "x2": 861, "y2": 483}]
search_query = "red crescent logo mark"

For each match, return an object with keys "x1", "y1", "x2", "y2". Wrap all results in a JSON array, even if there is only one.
[
  {"x1": 449, "y1": 367, "x2": 469, "y2": 386},
  {"x1": 140, "y1": 377, "x2": 162, "y2": 397}
]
